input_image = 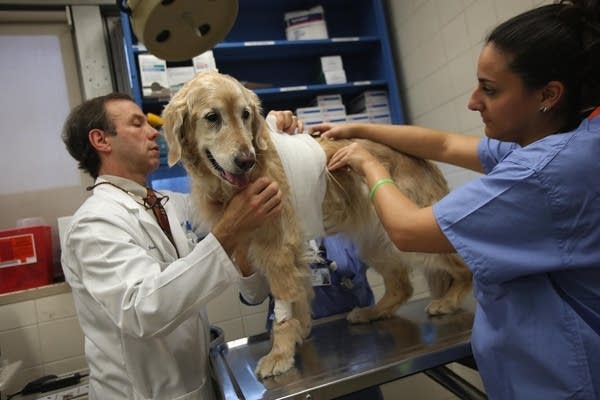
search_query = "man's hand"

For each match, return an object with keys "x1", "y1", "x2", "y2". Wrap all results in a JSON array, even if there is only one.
[
  {"x1": 267, "y1": 110, "x2": 304, "y2": 134},
  {"x1": 212, "y1": 177, "x2": 282, "y2": 255}
]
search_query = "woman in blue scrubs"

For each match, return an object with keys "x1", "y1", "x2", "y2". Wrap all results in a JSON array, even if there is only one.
[{"x1": 312, "y1": 1, "x2": 600, "y2": 398}]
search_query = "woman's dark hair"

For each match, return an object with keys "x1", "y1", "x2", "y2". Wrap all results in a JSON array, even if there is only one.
[
  {"x1": 486, "y1": 0, "x2": 600, "y2": 131},
  {"x1": 62, "y1": 93, "x2": 134, "y2": 178}
]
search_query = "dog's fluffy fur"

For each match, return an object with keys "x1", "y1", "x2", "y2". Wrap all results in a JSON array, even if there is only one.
[{"x1": 162, "y1": 71, "x2": 472, "y2": 379}]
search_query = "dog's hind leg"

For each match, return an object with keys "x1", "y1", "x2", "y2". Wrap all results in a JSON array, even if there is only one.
[
  {"x1": 424, "y1": 254, "x2": 472, "y2": 315},
  {"x1": 347, "y1": 265, "x2": 413, "y2": 323}
]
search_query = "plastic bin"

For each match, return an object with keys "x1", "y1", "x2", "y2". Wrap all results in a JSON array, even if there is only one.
[{"x1": 0, "y1": 225, "x2": 53, "y2": 293}]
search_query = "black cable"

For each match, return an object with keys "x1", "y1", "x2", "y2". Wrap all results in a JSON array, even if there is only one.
[
  {"x1": 6, "y1": 391, "x2": 21, "y2": 400},
  {"x1": 6, "y1": 372, "x2": 89, "y2": 399}
]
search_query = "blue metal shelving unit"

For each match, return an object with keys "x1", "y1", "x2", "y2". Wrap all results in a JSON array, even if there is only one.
[{"x1": 119, "y1": 0, "x2": 405, "y2": 186}]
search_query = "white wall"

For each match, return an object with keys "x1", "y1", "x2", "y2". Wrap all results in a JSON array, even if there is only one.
[
  {"x1": 386, "y1": 0, "x2": 550, "y2": 190},
  {"x1": 0, "y1": 19, "x2": 91, "y2": 279},
  {"x1": 0, "y1": 289, "x2": 87, "y2": 394}
]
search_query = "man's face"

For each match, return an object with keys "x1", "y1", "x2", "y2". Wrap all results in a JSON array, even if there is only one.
[{"x1": 105, "y1": 99, "x2": 160, "y2": 179}]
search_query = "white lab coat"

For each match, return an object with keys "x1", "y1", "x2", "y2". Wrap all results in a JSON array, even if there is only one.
[{"x1": 61, "y1": 178, "x2": 239, "y2": 399}]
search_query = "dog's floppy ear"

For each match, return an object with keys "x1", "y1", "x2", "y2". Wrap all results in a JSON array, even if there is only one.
[
  {"x1": 161, "y1": 95, "x2": 188, "y2": 167},
  {"x1": 243, "y1": 86, "x2": 268, "y2": 151}
]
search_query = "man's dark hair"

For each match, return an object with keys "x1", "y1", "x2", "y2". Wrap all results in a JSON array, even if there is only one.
[{"x1": 62, "y1": 92, "x2": 134, "y2": 178}]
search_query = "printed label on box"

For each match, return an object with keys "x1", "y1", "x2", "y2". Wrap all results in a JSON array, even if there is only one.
[
  {"x1": 167, "y1": 66, "x2": 195, "y2": 95},
  {"x1": 285, "y1": 5, "x2": 329, "y2": 40},
  {"x1": 0, "y1": 233, "x2": 37, "y2": 268},
  {"x1": 138, "y1": 54, "x2": 170, "y2": 98},
  {"x1": 320, "y1": 55, "x2": 343, "y2": 72},
  {"x1": 192, "y1": 50, "x2": 218, "y2": 74},
  {"x1": 323, "y1": 69, "x2": 347, "y2": 84}
]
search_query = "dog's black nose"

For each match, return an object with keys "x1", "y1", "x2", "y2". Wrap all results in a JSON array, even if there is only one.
[{"x1": 234, "y1": 155, "x2": 255, "y2": 172}]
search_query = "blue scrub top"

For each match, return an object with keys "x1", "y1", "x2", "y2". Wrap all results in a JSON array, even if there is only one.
[{"x1": 433, "y1": 113, "x2": 600, "y2": 399}]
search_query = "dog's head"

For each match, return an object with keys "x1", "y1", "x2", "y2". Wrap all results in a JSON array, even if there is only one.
[{"x1": 162, "y1": 71, "x2": 268, "y2": 188}]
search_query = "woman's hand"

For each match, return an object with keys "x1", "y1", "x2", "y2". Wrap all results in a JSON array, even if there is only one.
[
  {"x1": 309, "y1": 122, "x2": 360, "y2": 139},
  {"x1": 267, "y1": 110, "x2": 304, "y2": 134},
  {"x1": 327, "y1": 142, "x2": 381, "y2": 177}
]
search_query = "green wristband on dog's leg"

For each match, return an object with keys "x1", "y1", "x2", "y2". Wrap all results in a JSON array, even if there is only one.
[{"x1": 369, "y1": 178, "x2": 396, "y2": 201}]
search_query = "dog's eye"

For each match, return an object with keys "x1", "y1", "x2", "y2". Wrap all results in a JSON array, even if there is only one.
[
  {"x1": 242, "y1": 109, "x2": 251, "y2": 120},
  {"x1": 205, "y1": 112, "x2": 219, "y2": 123}
]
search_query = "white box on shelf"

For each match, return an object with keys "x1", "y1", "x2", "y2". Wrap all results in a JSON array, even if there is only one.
[
  {"x1": 312, "y1": 94, "x2": 343, "y2": 107},
  {"x1": 365, "y1": 103, "x2": 391, "y2": 115},
  {"x1": 285, "y1": 5, "x2": 329, "y2": 41},
  {"x1": 325, "y1": 116, "x2": 348, "y2": 124},
  {"x1": 369, "y1": 112, "x2": 392, "y2": 124},
  {"x1": 302, "y1": 117, "x2": 325, "y2": 131},
  {"x1": 296, "y1": 106, "x2": 323, "y2": 120},
  {"x1": 167, "y1": 66, "x2": 195, "y2": 96},
  {"x1": 320, "y1": 55, "x2": 343, "y2": 72},
  {"x1": 321, "y1": 105, "x2": 346, "y2": 121},
  {"x1": 346, "y1": 113, "x2": 370, "y2": 123},
  {"x1": 323, "y1": 69, "x2": 347, "y2": 84},
  {"x1": 349, "y1": 90, "x2": 389, "y2": 113},
  {"x1": 192, "y1": 50, "x2": 218, "y2": 74},
  {"x1": 138, "y1": 54, "x2": 170, "y2": 98}
]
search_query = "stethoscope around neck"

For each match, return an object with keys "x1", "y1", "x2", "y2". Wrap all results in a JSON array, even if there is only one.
[{"x1": 86, "y1": 181, "x2": 170, "y2": 210}]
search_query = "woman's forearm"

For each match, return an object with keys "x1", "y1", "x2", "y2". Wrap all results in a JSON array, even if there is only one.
[
  {"x1": 352, "y1": 123, "x2": 484, "y2": 173},
  {"x1": 362, "y1": 160, "x2": 455, "y2": 253}
]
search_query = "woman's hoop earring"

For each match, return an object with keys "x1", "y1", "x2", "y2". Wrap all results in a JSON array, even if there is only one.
[{"x1": 540, "y1": 106, "x2": 549, "y2": 113}]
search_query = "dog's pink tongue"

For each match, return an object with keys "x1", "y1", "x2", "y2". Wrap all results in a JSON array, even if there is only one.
[{"x1": 224, "y1": 172, "x2": 250, "y2": 188}]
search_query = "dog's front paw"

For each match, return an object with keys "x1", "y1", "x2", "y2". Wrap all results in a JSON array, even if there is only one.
[
  {"x1": 255, "y1": 352, "x2": 295, "y2": 379},
  {"x1": 425, "y1": 299, "x2": 460, "y2": 315}
]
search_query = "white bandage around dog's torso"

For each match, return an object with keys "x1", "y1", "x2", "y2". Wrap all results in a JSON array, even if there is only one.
[
  {"x1": 266, "y1": 116, "x2": 327, "y2": 324},
  {"x1": 266, "y1": 115, "x2": 327, "y2": 240}
]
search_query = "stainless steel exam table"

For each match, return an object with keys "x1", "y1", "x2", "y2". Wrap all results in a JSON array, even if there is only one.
[{"x1": 210, "y1": 296, "x2": 486, "y2": 400}]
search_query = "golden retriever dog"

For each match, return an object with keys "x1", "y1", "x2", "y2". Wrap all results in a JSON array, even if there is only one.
[{"x1": 162, "y1": 71, "x2": 472, "y2": 379}]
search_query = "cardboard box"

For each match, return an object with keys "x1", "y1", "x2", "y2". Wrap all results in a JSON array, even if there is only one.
[
  {"x1": 364, "y1": 103, "x2": 391, "y2": 116},
  {"x1": 138, "y1": 54, "x2": 170, "y2": 99},
  {"x1": 320, "y1": 55, "x2": 343, "y2": 72},
  {"x1": 369, "y1": 112, "x2": 392, "y2": 124},
  {"x1": 167, "y1": 66, "x2": 195, "y2": 96},
  {"x1": 346, "y1": 113, "x2": 370, "y2": 123},
  {"x1": 312, "y1": 94, "x2": 343, "y2": 107},
  {"x1": 192, "y1": 50, "x2": 218, "y2": 74},
  {"x1": 321, "y1": 105, "x2": 347, "y2": 121},
  {"x1": 326, "y1": 116, "x2": 348, "y2": 124},
  {"x1": 349, "y1": 90, "x2": 389, "y2": 113},
  {"x1": 302, "y1": 118, "x2": 325, "y2": 131},
  {"x1": 285, "y1": 5, "x2": 329, "y2": 40},
  {"x1": 296, "y1": 106, "x2": 323, "y2": 120},
  {"x1": 323, "y1": 69, "x2": 347, "y2": 84},
  {"x1": 0, "y1": 225, "x2": 53, "y2": 293}
]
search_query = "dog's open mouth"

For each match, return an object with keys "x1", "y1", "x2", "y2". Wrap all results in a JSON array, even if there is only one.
[{"x1": 205, "y1": 149, "x2": 251, "y2": 188}]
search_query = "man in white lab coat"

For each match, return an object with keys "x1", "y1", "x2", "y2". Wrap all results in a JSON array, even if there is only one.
[{"x1": 60, "y1": 93, "x2": 299, "y2": 399}]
